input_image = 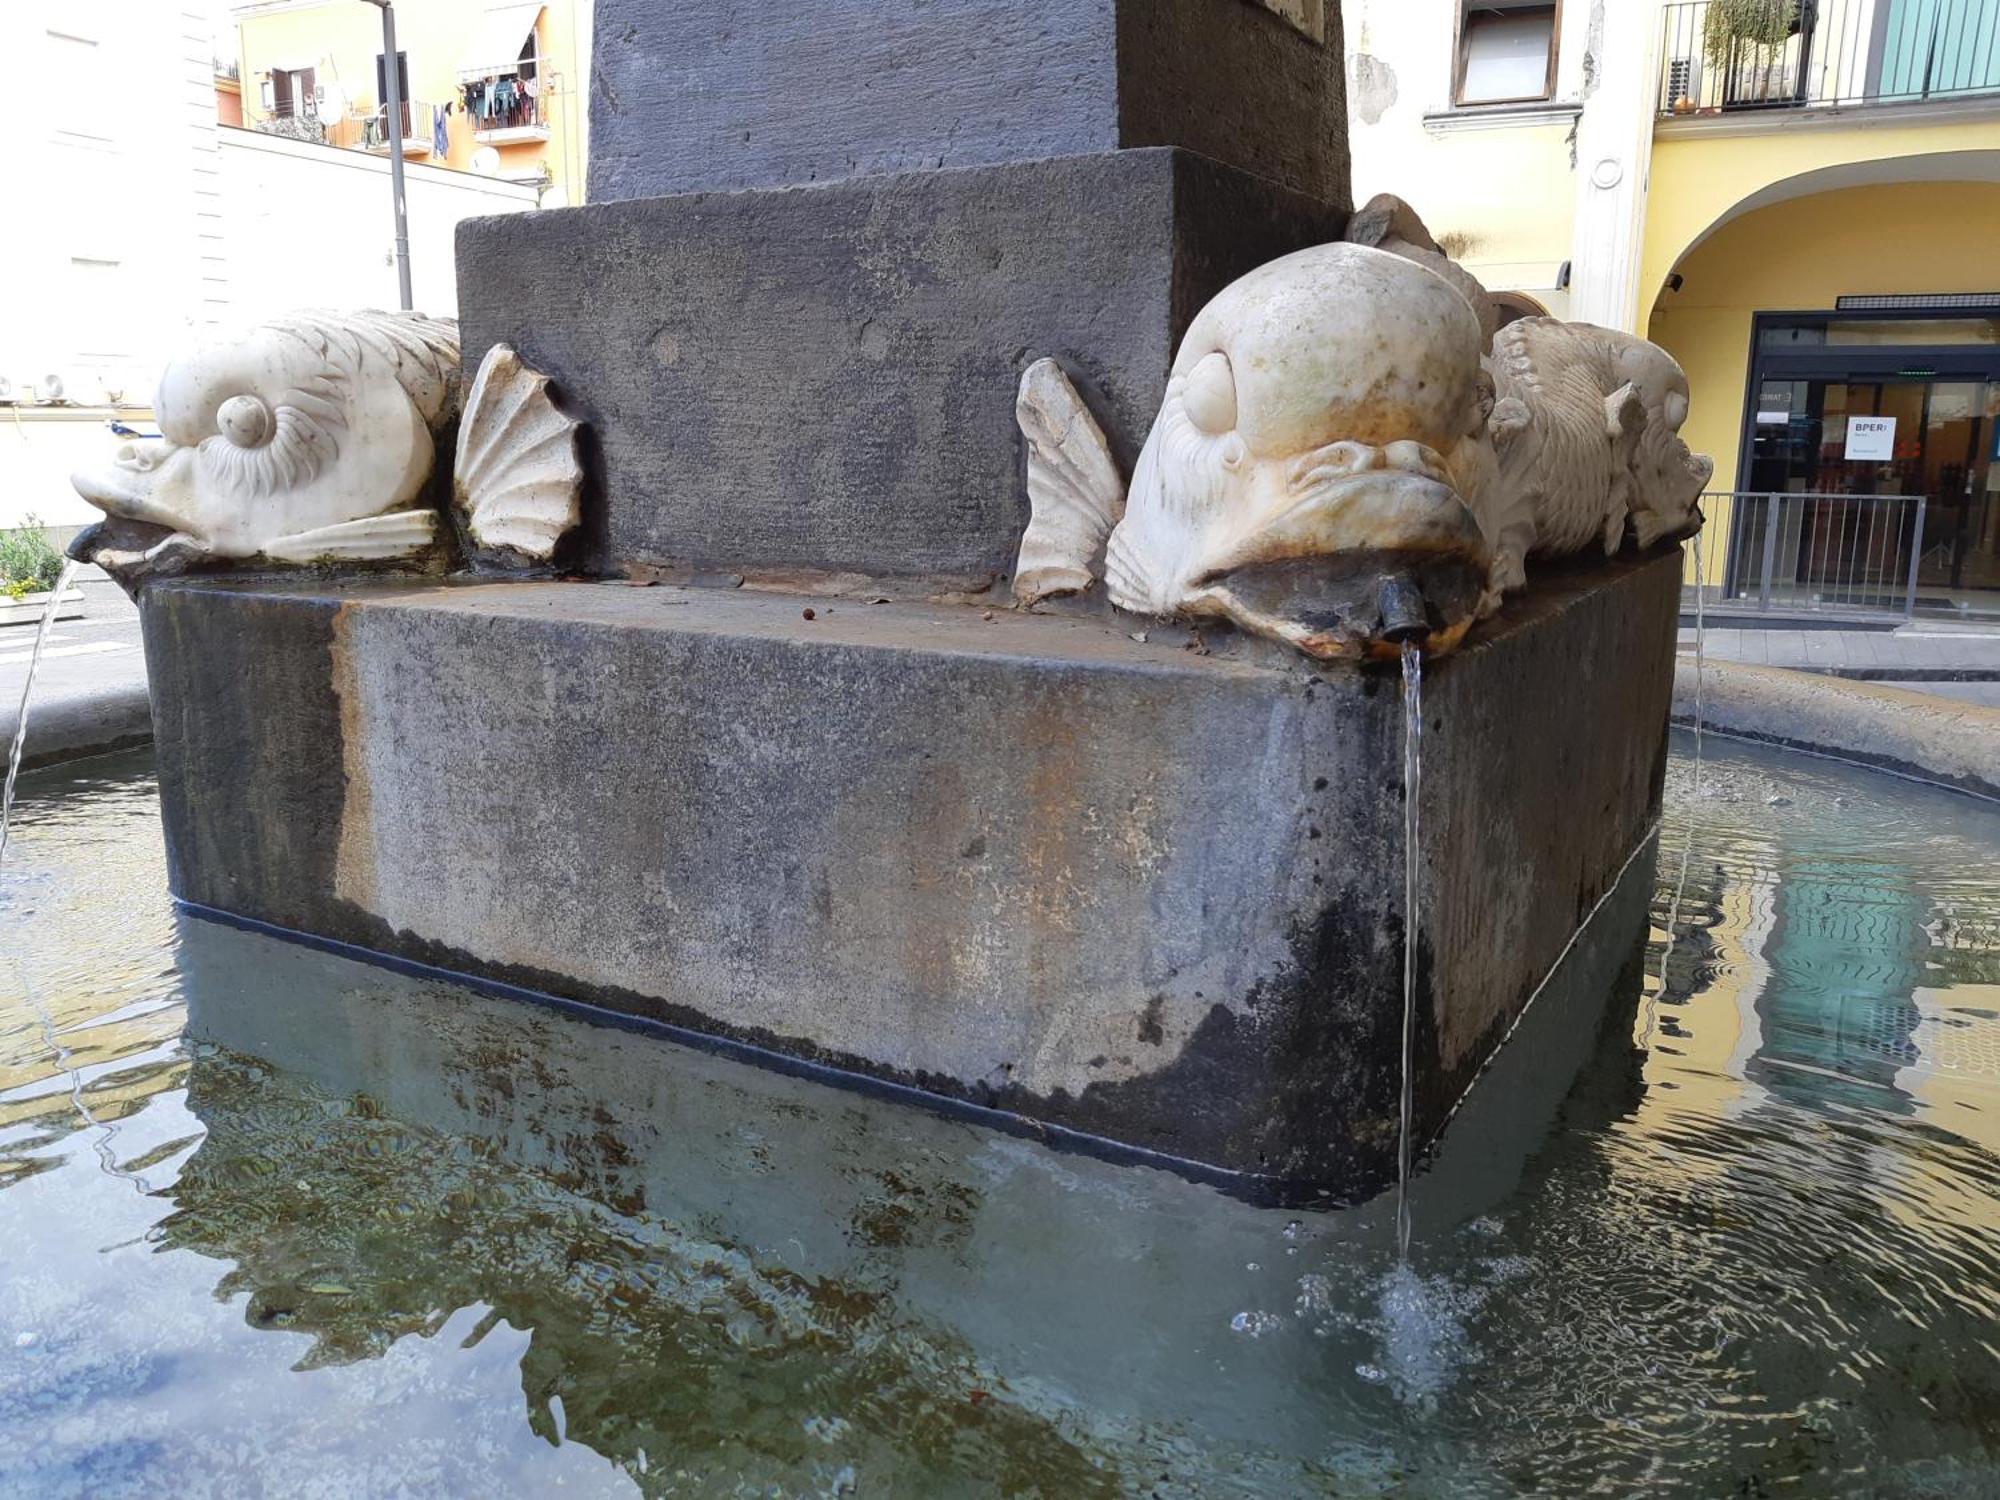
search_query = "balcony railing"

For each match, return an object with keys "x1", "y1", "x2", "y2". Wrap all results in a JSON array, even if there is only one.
[
  {"x1": 458, "y1": 67, "x2": 548, "y2": 141},
  {"x1": 360, "y1": 99, "x2": 443, "y2": 155},
  {"x1": 1659, "y1": 0, "x2": 2000, "y2": 117}
]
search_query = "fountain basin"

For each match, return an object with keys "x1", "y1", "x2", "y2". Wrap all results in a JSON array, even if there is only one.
[
  {"x1": 0, "y1": 585, "x2": 85, "y2": 629},
  {"x1": 136, "y1": 547, "x2": 1679, "y2": 1203}
]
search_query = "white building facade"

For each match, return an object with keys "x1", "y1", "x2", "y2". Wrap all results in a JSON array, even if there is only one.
[{"x1": 1, "y1": 2, "x2": 538, "y2": 533}]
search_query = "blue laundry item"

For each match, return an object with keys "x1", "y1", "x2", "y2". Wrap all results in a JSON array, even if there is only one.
[{"x1": 433, "y1": 102, "x2": 448, "y2": 156}]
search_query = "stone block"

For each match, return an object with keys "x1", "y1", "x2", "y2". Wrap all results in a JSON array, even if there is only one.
[
  {"x1": 457, "y1": 148, "x2": 1343, "y2": 585},
  {"x1": 139, "y1": 548, "x2": 1680, "y2": 1203},
  {"x1": 588, "y1": 0, "x2": 1348, "y2": 203}
]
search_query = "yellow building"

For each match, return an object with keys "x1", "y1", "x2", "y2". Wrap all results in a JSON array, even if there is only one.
[
  {"x1": 230, "y1": 0, "x2": 590, "y2": 207},
  {"x1": 1342, "y1": 0, "x2": 2000, "y2": 619}
]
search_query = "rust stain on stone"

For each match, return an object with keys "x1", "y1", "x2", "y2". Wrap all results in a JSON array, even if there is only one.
[
  {"x1": 329, "y1": 601, "x2": 379, "y2": 914},
  {"x1": 896, "y1": 760, "x2": 977, "y2": 1004},
  {"x1": 1020, "y1": 686, "x2": 1089, "y2": 971}
]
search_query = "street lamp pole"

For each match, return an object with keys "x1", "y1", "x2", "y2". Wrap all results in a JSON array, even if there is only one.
[{"x1": 362, "y1": 0, "x2": 414, "y2": 311}]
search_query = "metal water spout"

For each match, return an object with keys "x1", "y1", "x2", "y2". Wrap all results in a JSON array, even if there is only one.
[{"x1": 1377, "y1": 575, "x2": 1430, "y2": 646}]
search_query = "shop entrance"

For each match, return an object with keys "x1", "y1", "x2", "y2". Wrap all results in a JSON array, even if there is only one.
[{"x1": 1737, "y1": 311, "x2": 2000, "y2": 618}]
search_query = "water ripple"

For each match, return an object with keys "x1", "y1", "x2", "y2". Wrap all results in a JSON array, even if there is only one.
[{"x1": 0, "y1": 738, "x2": 1996, "y2": 1497}]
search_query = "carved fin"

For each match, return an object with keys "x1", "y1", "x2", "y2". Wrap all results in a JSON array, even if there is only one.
[
  {"x1": 1344, "y1": 193, "x2": 1444, "y2": 255},
  {"x1": 1605, "y1": 382, "x2": 1646, "y2": 439},
  {"x1": 455, "y1": 343, "x2": 584, "y2": 563},
  {"x1": 1488, "y1": 394, "x2": 1534, "y2": 443},
  {"x1": 1601, "y1": 384, "x2": 1648, "y2": 556},
  {"x1": 263, "y1": 508, "x2": 440, "y2": 563},
  {"x1": 1013, "y1": 359, "x2": 1125, "y2": 605}
]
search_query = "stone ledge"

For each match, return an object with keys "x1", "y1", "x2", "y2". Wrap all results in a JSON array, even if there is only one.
[
  {"x1": 138, "y1": 547, "x2": 1681, "y2": 1202},
  {"x1": 7, "y1": 682, "x2": 154, "y2": 773},
  {"x1": 1674, "y1": 659, "x2": 2000, "y2": 802}
]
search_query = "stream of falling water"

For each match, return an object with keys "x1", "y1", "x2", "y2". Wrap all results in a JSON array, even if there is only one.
[
  {"x1": 1684, "y1": 529, "x2": 1706, "y2": 795},
  {"x1": 1646, "y1": 530, "x2": 1708, "y2": 1046},
  {"x1": 1, "y1": 559, "x2": 145, "y2": 1188},
  {"x1": 0, "y1": 558, "x2": 80, "y2": 866},
  {"x1": 1396, "y1": 639, "x2": 1423, "y2": 1262}
]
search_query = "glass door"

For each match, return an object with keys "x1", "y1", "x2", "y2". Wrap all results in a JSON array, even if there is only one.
[
  {"x1": 1915, "y1": 381, "x2": 2000, "y2": 602},
  {"x1": 1737, "y1": 311, "x2": 2000, "y2": 617},
  {"x1": 1741, "y1": 379, "x2": 1926, "y2": 610},
  {"x1": 1738, "y1": 376, "x2": 1997, "y2": 612}
]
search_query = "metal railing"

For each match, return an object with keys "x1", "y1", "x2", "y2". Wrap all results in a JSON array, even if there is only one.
[
  {"x1": 1716, "y1": 491, "x2": 1928, "y2": 618},
  {"x1": 361, "y1": 99, "x2": 442, "y2": 152},
  {"x1": 459, "y1": 62, "x2": 548, "y2": 136},
  {"x1": 1659, "y1": 0, "x2": 2000, "y2": 116}
]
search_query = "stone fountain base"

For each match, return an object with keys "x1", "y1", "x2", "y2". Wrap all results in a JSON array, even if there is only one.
[{"x1": 139, "y1": 546, "x2": 1679, "y2": 1204}]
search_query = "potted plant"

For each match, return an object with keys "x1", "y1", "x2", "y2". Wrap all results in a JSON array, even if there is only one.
[
  {"x1": 1703, "y1": 0, "x2": 1808, "y2": 106},
  {"x1": 0, "y1": 516, "x2": 85, "y2": 628}
]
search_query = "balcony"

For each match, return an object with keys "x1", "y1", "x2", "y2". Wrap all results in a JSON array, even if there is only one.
[
  {"x1": 459, "y1": 70, "x2": 550, "y2": 146},
  {"x1": 1659, "y1": 0, "x2": 2000, "y2": 117},
  {"x1": 360, "y1": 99, "x2": 442, "y2": 158}
]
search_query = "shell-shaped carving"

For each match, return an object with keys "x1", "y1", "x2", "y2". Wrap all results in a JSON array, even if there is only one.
[
  {"x1": 1013, "y1": 359, "x2": 1125, "y2": 605},
  {"x1": 453, "y1": 343, "x2": 583, "y2": 562}
]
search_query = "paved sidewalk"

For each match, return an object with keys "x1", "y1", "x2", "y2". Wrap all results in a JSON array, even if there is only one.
[
  {"x1": 1, "y1": 575, "x2": 151, "y2": 768},
  {"x1": 1679, "y1": 620, "x2": 2000, "y2": 707}
]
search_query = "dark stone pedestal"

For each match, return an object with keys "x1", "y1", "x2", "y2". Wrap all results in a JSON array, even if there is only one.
[
  {"x1": 458, "y1": 148, "x2": 1343, "y2": 585},
  {"x1": 588, "y1": 0, "x2": 1348, "y2": 203},
  {"x1": 138, "y1": 548, "x2": 1681, "y2": 1204}
]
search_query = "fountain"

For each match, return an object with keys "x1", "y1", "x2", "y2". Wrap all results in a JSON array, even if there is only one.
[
  {"x1": 1, "y1": 558, "x2": 80, "y2": 865},
  {"x1": 64, "y1": 0, "x2": 1710, "y2": 1207}
]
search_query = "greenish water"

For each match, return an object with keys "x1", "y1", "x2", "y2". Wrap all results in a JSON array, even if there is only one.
[{"x1": 1, "y1": 737, "x2": 1996, "y2": 1497}]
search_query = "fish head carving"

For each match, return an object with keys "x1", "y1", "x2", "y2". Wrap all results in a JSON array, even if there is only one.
[
  {"x1": 71, "y1": 311, "x2": 459, "y2": 581},
  {"x1": 1605, "y1": 335, "x2": 1712, "y2": 548},
  {"x1": 1105, "y1": 243, "x2": 1494, "y2": 660}
]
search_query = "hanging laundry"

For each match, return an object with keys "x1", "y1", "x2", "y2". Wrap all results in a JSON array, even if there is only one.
[{"x1": 433, "y1": 102, "x2": 449, "y2": 156}]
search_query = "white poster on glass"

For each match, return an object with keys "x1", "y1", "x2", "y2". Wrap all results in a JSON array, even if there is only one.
[{"x1": 1844, "y1": 416, "x2": 1896, "y2": 461}]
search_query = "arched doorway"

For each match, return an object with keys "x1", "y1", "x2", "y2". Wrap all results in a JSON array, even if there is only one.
[{"x1": 1647, "y1": 170, "x2": 2000, "y2": 616}]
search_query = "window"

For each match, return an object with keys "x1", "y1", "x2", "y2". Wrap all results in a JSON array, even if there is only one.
[
  {"x1": 270, "y1": 66, "x2": 317, "y2": 120},
  {"x1": 1456, "y1": 2, "x2": 1560, "y2": 106},
  {"x1": 376, "y1": 50, "x2": 411, "y2": 137}
]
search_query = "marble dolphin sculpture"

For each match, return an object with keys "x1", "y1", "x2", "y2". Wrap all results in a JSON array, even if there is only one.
[
  {"x1": 1013, "y1": 226, "x2": 1711, "y2": 660},
  {"x1": 70, "y1": 310, "x2": 583, "y2": 589},
  {"x1": 1015, "y1": 242, "x2": 1498, "y2": 659}
]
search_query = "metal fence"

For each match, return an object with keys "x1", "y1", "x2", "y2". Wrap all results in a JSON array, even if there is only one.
[
  {"x1": 1715, "y1": 491, "x2": 1928, "y2": 618},
  {"x1": 1659, "y1": 0, "x2": 2000, "y2": 115}
]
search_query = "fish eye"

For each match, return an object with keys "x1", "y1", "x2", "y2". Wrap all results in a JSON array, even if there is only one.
[
  {"x1": 1183, "y1": 352, "x2": 1238, "y2": 436},
  {"x1": 217, "y1": 394, "x2": 273, "y2": 448}
]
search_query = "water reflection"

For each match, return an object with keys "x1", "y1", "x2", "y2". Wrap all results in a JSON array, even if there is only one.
[{"x1": 1, "y1": 740, "x2": 1997, "y2": 1497}]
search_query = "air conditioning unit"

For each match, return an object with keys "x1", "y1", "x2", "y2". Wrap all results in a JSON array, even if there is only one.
[
  {"x1": 0, "y1": 376, "x2": 14, "y2": 405},
  {"x1": 36, "y1": 373, "x2": 68, "y2": 405},
  {"x1": 1665, "y1": 55, "x2": 1703, "y2": 110}
]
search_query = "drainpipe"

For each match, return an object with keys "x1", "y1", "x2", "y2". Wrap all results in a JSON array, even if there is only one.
[{"x1": 360, "y1": 0, "x2": 414, "y2": 312}]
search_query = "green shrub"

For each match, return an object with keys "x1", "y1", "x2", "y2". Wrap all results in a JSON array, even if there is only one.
[
  {"x1": 1704, "y1": 0, "x2": 1800, "y2": 66},
  {"x1": 0, "y1": 517, "x2": 69, "y2": 598}
]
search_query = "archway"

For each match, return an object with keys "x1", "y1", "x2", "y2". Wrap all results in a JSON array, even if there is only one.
[{"x1": 1646, "y1": 173, "x2": 2000, "y2": 605}]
